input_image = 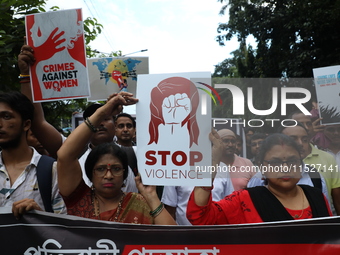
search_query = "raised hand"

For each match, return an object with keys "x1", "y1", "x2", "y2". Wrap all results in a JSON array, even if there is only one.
[
  {"x1": 312, "y1": 117, "x2": 325, "y2": 133},
  {"x1": 135, "y1": 174, "x2": 157, "y2": 201},
  {"x1": 104, "y1": 92, "x2": 138, "y2": 117},
  {"x1": 209, "y1": 128, "x2": 223, "y2": 180},
  {"x1": 18, "y1": 45, "x2": 35, "y2": 75}
]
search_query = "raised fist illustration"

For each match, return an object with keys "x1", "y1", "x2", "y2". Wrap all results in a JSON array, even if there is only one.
[{"x1": 162, "y1": 93, "x2": 192, "y2": 127}]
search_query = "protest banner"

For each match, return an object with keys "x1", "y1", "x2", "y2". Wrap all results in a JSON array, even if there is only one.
[
  {"x1": 136, "y1": 72, "x2": 214, "y2": 186},
  {"x1": 87, "y1": 57, "x2": 149, "y2": 101},
  {"x1": 1, "y1": 210, "x2": 340, "y2": 254},
  {"x1": 313, "y1": 65, "x2": 340, "y2": 125},
  {"x1": 25, "y1": 9, "x2": 90, "y2": 102}
]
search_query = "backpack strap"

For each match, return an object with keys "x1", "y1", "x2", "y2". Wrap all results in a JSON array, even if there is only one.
[
  {"x1": 305, "y1": 164, "x2": 322, "y2": 190},
  {"x1": 36, "y1": 155, "x2": 55, "y2": 213}
]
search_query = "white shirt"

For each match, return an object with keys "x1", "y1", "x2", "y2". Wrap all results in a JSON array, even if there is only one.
[{"x1": 0, "y1": 147, "x2": 66, "y2": 214}]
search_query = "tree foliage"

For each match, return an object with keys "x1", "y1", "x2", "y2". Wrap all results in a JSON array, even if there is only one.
[
  {"x1": 212, "y1": 0, "x2": 339, "y2": 132},
  {"x1": 0, "y1": 0, "x2": 105, "y2": 129},
  {"x1": 215, "y1": 0, "x2": 340, "y2": 78}
]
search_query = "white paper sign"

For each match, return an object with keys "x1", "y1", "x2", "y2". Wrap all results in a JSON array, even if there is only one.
[
  {"x1": 136, "y1": 72, "x2": 213, "y2": 186},
  {"x1": 25, "y1": 9, "x2": 90, "y2": 102},
  {"x1": 313, "y1": 65, "x2": 340, "y2": 125}
]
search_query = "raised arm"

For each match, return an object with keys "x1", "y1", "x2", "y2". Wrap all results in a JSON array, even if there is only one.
[
  {"x1": 57, "y1": 92, "x2": 137, "y2": 196},
  {"x1": 18, "y1": 45, "x2": 63, "y2": 158},
  {"x1": 193, "y1": 128, "x2": 223, "y2": 206},
  {"x1": 135, "y1": 175, "x2": 177, "y2": 225}
]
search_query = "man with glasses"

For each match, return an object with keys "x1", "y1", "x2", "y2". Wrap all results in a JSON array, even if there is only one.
[{"x1": 214, "y1": 129, "x2": 255, "y2": 192}]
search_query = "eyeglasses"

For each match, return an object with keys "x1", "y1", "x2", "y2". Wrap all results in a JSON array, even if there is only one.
[
  {"x1": 222, "y1": 138, "x2": 236, "y2": 144},
  {"x1": 93, "y1": 164, "x2": 125, "y2": 177},
  {"x1": 263, "y1": 159, "x2": 301, "y2": 167}
]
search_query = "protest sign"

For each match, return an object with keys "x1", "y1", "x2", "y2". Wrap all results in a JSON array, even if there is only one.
[
  {"x1": 313, "y1": 65, "x2": 340, "y2": 125},
  {"x1": 136, "y1": 72, "x2": 214, "y2": 186},
  {"x1": 1, "y1": 210, "x2": 340, "y2": 254},
  {"x1": 87, "y1": 57, "x2": 149, "y2": 101},
  {"x1": 25, "y1": 9, "x2": 90, "y2": 102}
]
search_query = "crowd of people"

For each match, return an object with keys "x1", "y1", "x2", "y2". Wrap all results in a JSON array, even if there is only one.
[{"x1": 0, "y1": 44, "x2": 339, "y2": 227}]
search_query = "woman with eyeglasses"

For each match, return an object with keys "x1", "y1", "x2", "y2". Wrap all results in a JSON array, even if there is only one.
[
  {"x1": 57, "y1": 92, "x2": 176, "y2": 225},
  {"x1": 186, "y1": 132, "x2": 332, "y2": 225}
]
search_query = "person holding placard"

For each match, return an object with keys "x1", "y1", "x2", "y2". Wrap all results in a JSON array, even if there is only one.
[
  {"x1": 187, "y1": 132, "x2": 332, "y2": 224},
  {"x1": 57, "y1": 93, "x2": 176, "y2": 225}
]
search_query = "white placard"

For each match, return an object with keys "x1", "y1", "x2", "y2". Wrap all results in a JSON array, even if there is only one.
[
  {"x1": 136, "y1": 72, "x2": 213, "y2": 186},
  {"x1": 313, "y1": 65, "x2": 340, "y2": 125}
]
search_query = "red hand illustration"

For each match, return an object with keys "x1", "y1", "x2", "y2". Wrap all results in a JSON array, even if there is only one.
[{"x1": 33, "y1": 27, "x2": 66, "y2": 61}]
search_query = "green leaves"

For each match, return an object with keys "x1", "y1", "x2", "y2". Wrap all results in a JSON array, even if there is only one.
[{"x1": 216, "y1": 0, "x2": 340, "y2": 78}]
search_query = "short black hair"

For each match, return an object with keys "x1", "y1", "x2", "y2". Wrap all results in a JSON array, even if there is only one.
[
  {"x1": 84, "y1": 142, "x2": 129, "y2": 181},
  {"x1": 115, "y1": 113, "x2": 136, "y2": 128},
  {"x1": 0, "y1": 91, "x2": 34, "y2": 122},
  {"x1": 83, "y1": 103, "x2": 104, "y2": 119},
  {"x1": 250, "y1": 133, "x2": 267, "y2": 143}
]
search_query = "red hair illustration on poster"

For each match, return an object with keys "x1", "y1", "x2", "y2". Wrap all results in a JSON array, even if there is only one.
[
  {"x1": 148, "y1": 77, "x2": 200, "y2": 148},
  {"x1": 26, "y1": 9, "x2": 89, "y2": 101}
]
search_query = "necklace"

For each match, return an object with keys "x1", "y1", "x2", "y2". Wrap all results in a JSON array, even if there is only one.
[
  {"x1": 92, "y1": 191, "x2": 125, "y2": 222},
  {"x1": 267, "y1": 185, "x2": 305, "y2": 219},
  {"x1": 292, "y1": 186, "x2": 305, "y2": 219}
]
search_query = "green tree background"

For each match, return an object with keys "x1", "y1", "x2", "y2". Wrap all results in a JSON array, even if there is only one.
[
  {"x1": 1, "y1": 0, "x2": 339, "y2": 133},
  {"x1": 212, "y1": 0, "x2": 340, "y2": 133}
]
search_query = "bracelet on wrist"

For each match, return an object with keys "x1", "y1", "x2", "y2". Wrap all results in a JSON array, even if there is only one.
[
  {"x1": 19, "y1": 74, "x2": 30, "y2": 79},
  {"x1": 84, "y1": 117, "x2": 98, "y2": 132},
  {"x1": 149, "y1": 202, "x2": 164, "y2": 218}
]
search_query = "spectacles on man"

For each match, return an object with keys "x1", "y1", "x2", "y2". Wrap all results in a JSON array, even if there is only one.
[
  {"x1": 93, "y1": 164, "x2": 125, "y2": 177},
  {"x1": 222, "y1": 138, "x2": 236, "y2": 144}
]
